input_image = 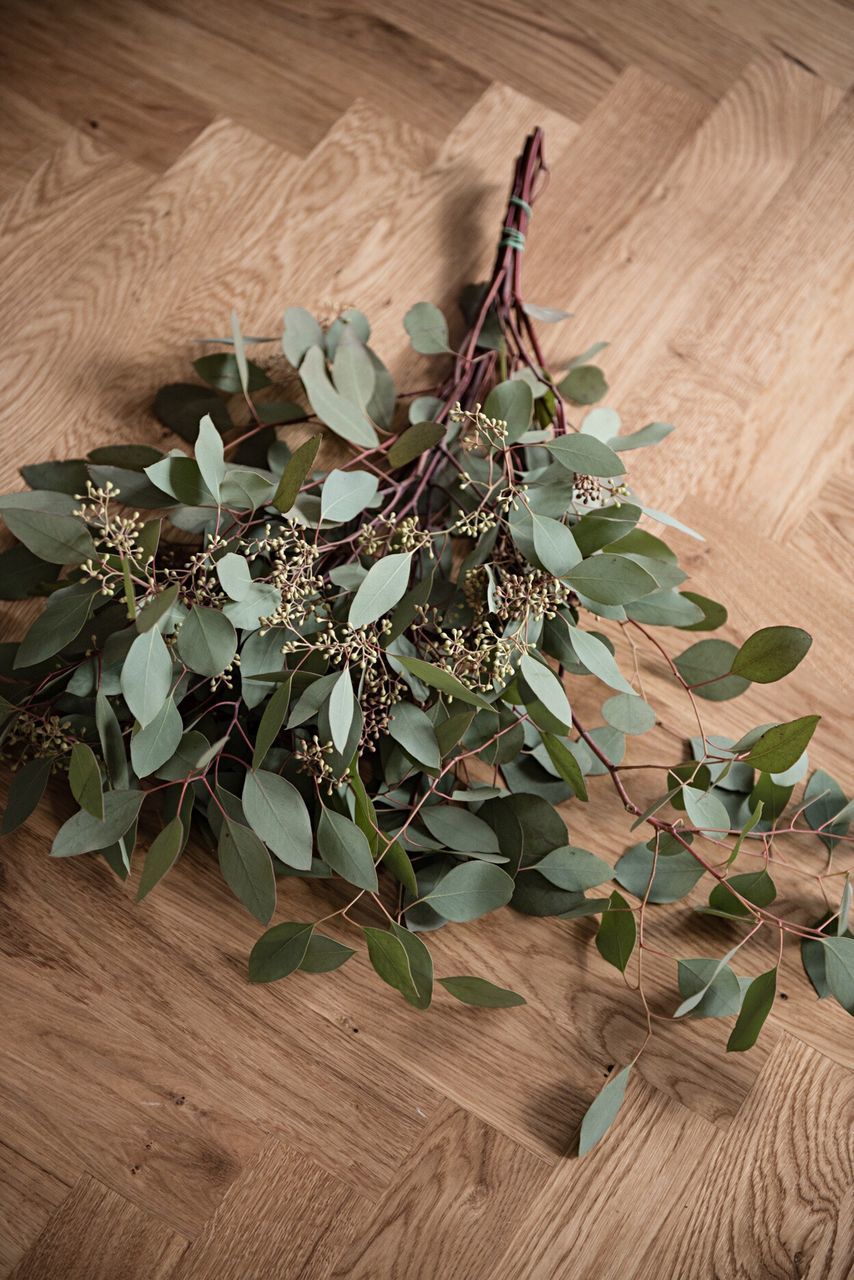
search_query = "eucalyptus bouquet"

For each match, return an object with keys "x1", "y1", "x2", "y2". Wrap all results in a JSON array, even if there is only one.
[{"x1": 2, "y1": 130, "x2": 851, "y2": 1153}]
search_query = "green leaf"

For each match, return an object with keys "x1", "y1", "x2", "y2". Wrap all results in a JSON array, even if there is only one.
[
  {"x1": 677, "y1": 592, "x2": 728, "y2": 631},
  {"x1": 610, "y1": 421, "x2": 674, "y2": 451},
  {"x1": 676, "y1": 956, "x2": 742, "y2": 1018},
  {"x1": 403, "y1": 301, "x2": 451, "y2": 354},
  {"x1": 51, "y1": 789, "x2": 144, "y2": 857},
  {"x1": 68, "y1": 742, "x2": 103, "y2": 820},
  {"x1": 727, "y1": 968, "x2": 777, "y2": 1051},
  {"x1": 388, "y1": 701, "x2": 440, "y2": 770},
  {"x1": 545, "y1": 434, "x2": 625, "y2": 477},
  {"x1": 176, "y1": 605, "x2": 237, "y2": 677},
  {"x1": 0, "y1": 544, "x2": 60, "y2": 599},
  {"x1": 674, "y1": 639, "x2": 750, "y2": 702},
  {"x1": 821, "y1": 937, "x2": 854, "y2": 1014},
  {"x1": 595, "y1": 891, "x2": 636, "y2": 972},
  {"x1": 388, "y1": 422, "x2": 445, "y2": 468},
  {"x1": 130, "y1": 696, "x2": 183, "y2": 776},
  {"x1": 425, "y1": 861, "x2": 514, "y2": 921},
  {"x1": 153, "y1": 383, "x2": 231, "y2": 441},
  {"x1": 348, "y1": 552, "x2": 413, "y2": 628},
  {"x1": 251, "y1": 680, "x2": 292, "y2": 768},
  {"x1": 218, "y1": 817, "x2": 276, "y2": 923},
  {"x1": 317, "y1": 807, "x2": 378, "y2": 890},
  {"x1": 421, "y1": 805, "x2": 500, "y2": 854},
  {"x1": 1, "y1": 757, "x2": 53, "y2": 834},
  {"x1": 320, "y1": 469, "x2": 379, "y2": 524},
  {"x1": 328, "y1": 667, "x2": 356, "y2": 757},
  {"x1": 136, "y1": 817, "x2": 184, "y2": 901},
  {"x1": 578, "y1": 1065, "x2": 631, "y2": 1156},
  {"x1": 120, "y1": 627, "x2": 173, "y2": 727},
  {"x1": 559, "y1": 365, "x2": 608, "y2": 405},
  {"x1": 743, "y1": 716, "x2": 821, "y2": 774},
  {"x1": 95, "y1": 690, "x2": 127, "y2": 787},
  {"x1": 136, "y1": 584, "x2": 181, "y2": 634},
  {"x1": 391, "y1": 656, "x2": 491, "y2": 710},
  {"x1": 216, "y1": 552, "x2": 252, "y2": 601},
  {"x1": 566, "y1": 627, "x2": 634, "y2": 694},
  {"x1": 683, "y1": 785, "x2": 731, "y2": 840},
  {"x1": 14, "y1": 581, "x2": 97, "y2": 669},
  {"x1": 194, "y1": 413, "x2": 226, "y2": 501},
  {"x1": 566, "y1": 555, "x2": 657, "y2": 606},
  {"x1": 249, "y1": 922, "x2": 314, "y2": 983},
  {"x1": 271, "y1": 433, "x2": 321, "y2": 513},
  {"x1": 804, "y1": 769, "x2": 850, "y2": 851},
  {"x1": 439, "y1": 976, "x2": 526, "y2": 1008},
  {"x1": 615, "y1": 842, "x2": 705, "y2": 904},
  {"x1": 531, "y1": 513, "x2": 581, "y2": 575},
  {"x1": 242, "y1": 769, "x2": 313, "y2": 870},
  {"x1": 533, "y1": 845, "x2": 612, "y2": 892},
  {"x1": 299, "y1": 932, "x2": 356, "y2": 974},
  {"x1": 602, "y1": 693, "x2": 655, "y2": 735},
  {"x1": 706, "y1": 869, "x2": 776, "y2": 919},
  {"x1": 541, "y1": 733, "x2": 588, "y2": 800},
  {"x1": 519, "y1": 654, "x2": 571, "y2": 729},
  {"x1": 730, "y1": 626, "x2": 812, "y2": 683},
  {"x1": 300, "y1": 345, "x2": 378, "y2": 448},
  {"x1": 4, "y1": 509, "x2": 96, "y2": 565},
  {"x1": 282, "y1": 307, "x2": 324, "y2": 367},
  {"x1": 483, "y1": 379, "x2": 534, "y2": 444},
  {"x1": 193, "y1": 352, "x2": 269, "y2": 393}
]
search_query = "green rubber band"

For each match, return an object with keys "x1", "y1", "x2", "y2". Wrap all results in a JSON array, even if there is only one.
[
  {"x1": 500, "y1": 227, "x2": 526, "y2": 250},
  {"x1": 509, "y1": 196, "x2": 533, "y2": 216}
]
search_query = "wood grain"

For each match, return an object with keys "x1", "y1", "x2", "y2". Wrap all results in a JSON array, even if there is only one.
[
  {"x1": 9, "y1": 1175, "x2": 186, "y2": 1280},
  {"x1": 1, "y1": 4, "x2": 854, "y2": 1277}
]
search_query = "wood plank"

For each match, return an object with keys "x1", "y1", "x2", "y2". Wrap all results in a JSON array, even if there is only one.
[
  {"x1": 167, "y1": 1140, "x2": 360, "y2": 1280},
  {"x1": 0, "y1": 89, "x2": 79, "y2": 203},
  {"x1": 635, "y1": 1038, "x2": 854, "y2": 1278},
  {"x1": 0, "y1": 1, "x2": 211, "y2": 173},
  {"x1": 328, "y1": 1104, "x2": 552, "y2": 1280},
  {"x1": 10, "y1": 1175, "x2": 186, "y2": 1280},
  {"x1": 0, "y1": 1142, "x2": 73, "y2": 1278},
  {"x1": 493, "y1": 1080, "x2": 716, "y2": 1280},
  {"x1": 1, "y1": 132, "x2": 151, "y2": 316}
]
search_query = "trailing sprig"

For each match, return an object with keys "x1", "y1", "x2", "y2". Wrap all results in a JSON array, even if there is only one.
[{"x1": 1, "y1": 129, "x2": 851, "y2": 1155}]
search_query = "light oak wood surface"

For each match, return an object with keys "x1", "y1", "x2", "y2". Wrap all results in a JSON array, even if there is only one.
[{"x1": 1, "y1": 1, "x2": 853, "y2": 1276}]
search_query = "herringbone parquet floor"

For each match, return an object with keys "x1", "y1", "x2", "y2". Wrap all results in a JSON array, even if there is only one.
[{"x1": 1, "y1": 1, "x2": 853, "y2": 1276}]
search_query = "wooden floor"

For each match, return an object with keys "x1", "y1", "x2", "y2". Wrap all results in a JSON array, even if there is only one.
[{"x1": 1, "y1": 1, "x2": 853, "y2": 1276}]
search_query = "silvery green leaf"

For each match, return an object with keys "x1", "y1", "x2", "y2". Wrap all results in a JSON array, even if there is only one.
[
  {"x1": 0, "y1": 489, "x2": 79, "y2": 513},
  {"x1": 483, "y1": 379, "x2": 533, "y2": 444},
  {"x1": 611, "y1": 422, "x2": 674, "y2": 451},
  {"x1": 533, "y1": 845, "x2": 612, "y2": 892},
  {"x1": 531, "y1": 512, "x2": 581, "y2": 576},
  {"x1": 625, "y1": 589, "x2": 705, "y2": 627},
  {"x1": 14, "y1": 581, "x2": 97, "y2": 668},
  {"x1": 580, "y1": 407, "x2": 620, "y2": 441},
  {"x1": 242, "y1": 769, "x2": 312, "y2": 869},
  {"x1": 558, "y1": 365, "x2": 608, "y2": 405},
  {"x1": 95, "y1": 689, "x2": 127, "y2": 787},
  {"x1": 136, "y1": 817, "x2": 184, "y2": 901},
  {"x1": 566, "y1": 555, "x2": 657, "y2": 606},
  {"x1": 421, "y1": 805, "x2": 500, "y2": 854},
  {"x1": 194, "y1": 414, "x2": 226, "y2": 501},
  {"x1": 567, "y1": 626, "x2": 634, "y2": 694},
  {"x1": 193, "y1": 352, "x2": 269, "y2": 394},
  {"x1": 392, "y1": 655, "x2": 491, "y2": 710},
  {"x1": 230, "y1": 309, "x2": 249, "y2": 395},
  {"x1": 68, "y1": 742, "x2": 103, "y2": 820},
  {"x1": 144, "y1": 454, "x2": 214, "y2": 506},
  {"x1": 519, "y1": 654, "x2": 571, "y2": 729},
  {"x1": 578, "y1": 1066, "x2": 631, "y2": 1156},
  {"x1": 216, "y1": 552, "x2": 252, "y2": 601},
  {"x1": 219, "y1": 466, "x2": 276, "y2": 511},
  {"x1": 218, "y1": 817, "x2": 276, "y2": 923},
  {"x1": 317, "y1": 807, "x2": 378, "y2": 890},
  {"x1": 546, "y1": 434, "x2": 625, "y2": 478},
  {"x1": 425, "y1": 861, "x2": 514, "y2": 921},
  {"x1": 677, "y1": 957, "x2": 742, "y2": 1018},
  {"x1": 348, "y1": 552, "x2": 413, "y2": 629},
  {"x1": 3, "y1": 509, "x2": 96, "y2": 565},
  {"x1": 804, "y1": 770, "x2": 850, "y2": 851},
  {"x1": 602, "y1": 693, "x2": 655, "y2": 735},
  {"x1": 332, "y1": 335, "x2": 375, "y2": 409},
  {"x1": 683, "y1": 785, "x2": 731, "y2": 839},
  {"x1": 120, "y1": 627, "x2": 173, "y2": 727},
  {"x1": 176, "y1": 605, "x2": 237, "y2": 676},
  {"x1": 286, "y1": 671, "x2": 339, "y2": 728},
  {"x1": 638, "y1": 503, "x2": 703, "y2": 541},
  {"x1": 403, "y1": 301, "x2": 451, "y2": 354},
  {"x1": 328, "y1": 667, "x2": 355, "y2": 756},
  {"x1": 130, "y1": 696, "x2": 183, "y2": 775},
  {"x1": 282, "y1": 307, "x2": 323, "y2": 367},
  {"x1": 240, "y1": 627, "x2": 285, "y2": 709},
  {"x1": 137, "y1": 584, "x2": 183, "y2": 635},
  {"x1": 388, "y1": 701, "x2": 440, "y2": 770},
  {"x1": 320, "y1": 469, "x2": 379, "y2": 524},
  {"x1": 300, "y1": 345, "x2": 378, "y2": 448},
  {"x1": 823, "y1": 936, "x2": 854, "y2": 1013},
  {"x1": 523, "y1": 302, "x2": 572, "y2": 323},
  {"x1": 615, "y1": 842, "x2": 705, "y2": 903},
  {"x1": 325, "y1": 308, "x2": 371, "y2": 358},
  {"x1": 408, "y1": 395, "x2": 444, "y2": 425},
  {"x1": 567, "y1": 342, "x2": 609, "y2": 370},
  {"x1": 222, "y1": 581, "x2": 280, "y2": 630},
  {"x1": 51, "y1": 789, "x2": 144, "y2": 857}
]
